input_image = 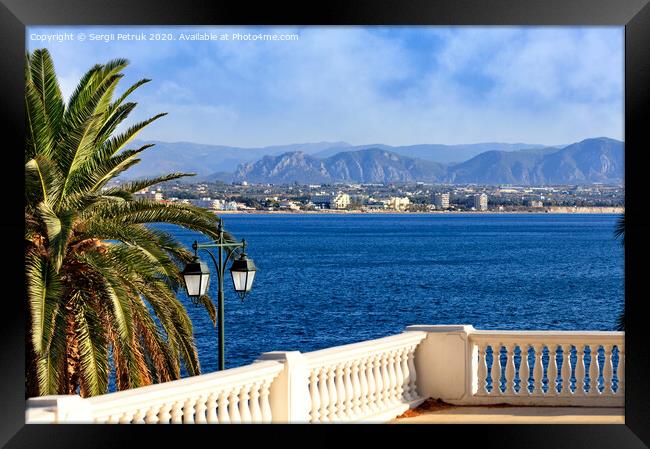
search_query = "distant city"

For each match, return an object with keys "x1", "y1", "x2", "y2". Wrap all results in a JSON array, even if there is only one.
[
  {"x1": 116, "y1": 180, "x2": 624, "y2": 213},
  {"x1": 113, "y1": 136, "x2": 624, "y2": 214}
]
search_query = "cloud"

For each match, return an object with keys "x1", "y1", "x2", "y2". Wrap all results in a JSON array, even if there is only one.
[{"x1": 27, "y1": 26, "x2": 624, "y2": 147}]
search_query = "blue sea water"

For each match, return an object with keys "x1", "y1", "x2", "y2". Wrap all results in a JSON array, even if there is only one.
[{"x1": 151, "y1": 213, "x2": 624, "y2": 377}]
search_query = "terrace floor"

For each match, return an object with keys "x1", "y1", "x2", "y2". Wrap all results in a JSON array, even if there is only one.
[{"x1": 390, "y1": 400, "x2": 624, "y2": 424}]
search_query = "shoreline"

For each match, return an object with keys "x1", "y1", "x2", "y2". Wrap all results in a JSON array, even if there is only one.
[{"x1": 212, "y1": 207, "x2": 624, "y2": 215}]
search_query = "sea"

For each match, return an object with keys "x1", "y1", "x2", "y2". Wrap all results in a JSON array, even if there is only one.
[{"x1": 148, "y1": 213, "x2": 624, "y2": 377}]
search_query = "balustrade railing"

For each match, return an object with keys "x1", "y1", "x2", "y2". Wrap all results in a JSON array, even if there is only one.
[
  {"x1": 303, "y1": 331, "x2": 427, "y2": 423},
  {"x1": 468, "y1": 330, "x2": 624, "y2": 406},
  {"x1": 26, "y1": 325, "x2": 625, "y2": 424},
  {"x1": 27, "y1": 361, "x2": 283, "y2": 424}
]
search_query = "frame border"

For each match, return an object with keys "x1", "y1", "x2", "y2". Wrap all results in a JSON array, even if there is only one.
[{"x1": 2, "y1": 0, "x2": 648, "y2": 447}]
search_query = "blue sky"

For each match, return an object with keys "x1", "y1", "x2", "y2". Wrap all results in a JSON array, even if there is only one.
[{"x1": 27, "y1": 26, "x2": 623, "y2": 147}]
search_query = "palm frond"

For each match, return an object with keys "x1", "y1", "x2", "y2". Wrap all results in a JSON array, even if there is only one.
[
  {"x1": 74, "y1": 294, "x2": 109, "y2": 396},
  {"x1": 26, "y1": 252, "x2": 63, "y2": 355},
  {"x1": 614, "y1": 213, "x2": 624, "y2": 246},
  {"x1": 25, "y1": 156, "x2": 64, "y2": 209},
  {"x1": 36, "y1": 201, "x2": 75, "y2": 272},
  {"x1": 105, "y1": 172, "x2": 195, "y2": 196},
  {"x1": 25, "y1": 50, "x2": 64, "y2": 160}
]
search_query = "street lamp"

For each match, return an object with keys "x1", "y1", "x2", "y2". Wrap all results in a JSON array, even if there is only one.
[{"x1": 181, "y1": 218, "x2": 257, "y2": 371}]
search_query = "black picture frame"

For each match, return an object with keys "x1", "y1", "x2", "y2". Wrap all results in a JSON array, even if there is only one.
[{"x1": 2, "y1": 0, "x2": 649, "y2": 447}]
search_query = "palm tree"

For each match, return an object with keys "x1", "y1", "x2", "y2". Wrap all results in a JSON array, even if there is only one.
[
  {"x1": 25, "y1": 49, "x2": 232, "y2": 397},
  {"x1": 614, "y1": 212, "x2": 624, "y2": 331}
]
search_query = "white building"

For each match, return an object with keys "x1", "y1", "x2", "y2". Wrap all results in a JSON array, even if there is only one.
[
  {"x1": 387, "y1": 197, "x2": 411, "y2": 211},
  {"x1": 332, "y1": 193, "x2": 351, "y2": 209},
  {"x1": 134, "y1": 189, "x2": 163, "y2": 201},
  {"x1": 279, "y1": 200, "x2": 301, "y2": 210},
  {"x1": 473, "y1": 193, "x2": 488, "y2": 211},
  {"x1": 188, "y1": 198, "x2": 221, "y2": 209},
  {"x1": 434, "y1": 193, "x2": 450, "y2": 209},
  {"x1": 311, "y1": 193, "x2": 350, "y2": 209}
]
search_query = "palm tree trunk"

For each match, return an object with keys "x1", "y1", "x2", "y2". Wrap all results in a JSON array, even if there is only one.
[{"x1": 64, "y1": 299, "x2": 80, "y2": 395}]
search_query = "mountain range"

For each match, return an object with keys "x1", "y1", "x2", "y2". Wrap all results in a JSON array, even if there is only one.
[
  {"x1": 232, "y1": 137, "x2": 623, "y2": 185},
  {"x1": 125, "y1": 137, "x2": 623, "y2": 185},
  {"x1": 127, "y1": 139, "x2": 551, "y2": 179}
]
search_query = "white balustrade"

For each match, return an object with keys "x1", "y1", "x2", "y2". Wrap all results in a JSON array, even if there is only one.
[
  {"x1": 25, "y1": 325, "x2": 624, "y2": 424},
  {"x1": 469, "y1": 330, "x2": 624, "y2": 406},
  {"x1": 303, "y1": 331, "x2": 427, "y2": 423},
  {"x1": 24, "y1": 360, "x2": 284, "y2": 424}
]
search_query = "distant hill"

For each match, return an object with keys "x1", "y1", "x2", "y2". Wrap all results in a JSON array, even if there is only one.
[
  {"x1": 233, "y1": 137, "x2": 623, "y2": 185},
  {"x1": 313, "y1": 142, "x2": 553, "y2": 163},
  {"x1": 125, "y1": 140, "x2": 352, "y2": 179},
  {"x1": 122, "y1": 139, "x2": 548, "y2": 179},
  {"x1": 234, "y1": 148, "x2": 448, "y2": 184},
  {"x1": 447, "y1": 137, "x2": 623, "y2": 184}
]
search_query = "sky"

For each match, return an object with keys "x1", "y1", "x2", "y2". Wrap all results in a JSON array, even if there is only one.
[{"x1": 27, "y1": 26, "x2": 624, "y2": 147}]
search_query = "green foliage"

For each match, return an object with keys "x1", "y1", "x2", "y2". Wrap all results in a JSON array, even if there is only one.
[{"x1": 25, "y1": 49, "x2": 231, "y2": 397}]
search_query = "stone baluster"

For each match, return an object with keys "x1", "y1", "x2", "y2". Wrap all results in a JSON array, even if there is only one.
[
  {"x1": 574, "y1": 345, "x2": 586, "y2": 395},
  {"x1": 249, "y1": 383, "x2": 262, "y2": 423},
  {"x1": 476, "y1": 343, "x2": 488, "y2": 395},
  {"x1": 560, "y1": 344, "x2": 573, "y2": 396},
  {"x1": 170, "y1": 401, "x2": 183, "y2": 424},
  {"x1": 158, "y1": 403, "x2": 172, "y2": 424},
  {"x1": 387, "y1": 351, "x2": 398, "y2": 404},
  {"x1": 617, "y1": 346, "x2": 625, "y2": 396},
  {"x1": 260, "y1": 381, "x2": 272, "y2": 424},
  {"x1": 361, "y1": 358, "x2": 373, "y2": 415},
  {"x1": 406, "y1": 345, "x2": 418, "y2": 399},
  {"x1": 377, "y1": 353, "x2": 390, "y2": 409},
  {"x1": 366, "y1": 356, "x2": 377, "y2": 412},
  {"x1": 351, "y1": 360, "x2": 364, "y2": 417},
  {"x1": 532, "y1": 344, "x2": 543, "y2": 395},
  {"x1": 343, "y1": 362, "x2": 354, "y2": 419},
  {"x1": 547, "y1": 345, "x2": 559, "y2": 395},
  {"x1": 260, "y1": 380, "x2": 273, "y2": 424},
  {"x1": 228, "y1": 388, "x2": 241, "y2": 423},
  {"x1": 144, "y1": 407, "x2": 158, "y2": 424},
  {"x1": 318, "y1": 367, "x2": 329, "y2": 422},
  {"x1": 239, "y1": 385, "x2": 252, "y2": 423},
  {"x1": 494, "y1": 344, "x2": 504, "y2": 394},
  {"x1": 399, "y1": 348, "x2": 410, "y2": 399},
  {"x1": 118, "y1": 411, "x2": 134, "y2": 424},
  {"x1": 308, "y1": 370, "x2": 321, "y2": 423},
  {"x1": 505, "y1": 344, "x2": 516, "y2": 395},
  {"x1": 373, "y1": 354, "x2": 385, "y2": 408},
  {"x1": 206, "y1": 393, "x2": 218, "y2": 423},
  {"x1": 195, "y1": 396, "x2": 207, "y2": 424},
  {"x1": 602, "y1": 345, "x2": 614, "y2": 395},
  {"x1": 217, "y1": 391, "x2": 230, "y2": 424},
  {"x1": 326, "y1": 366, "x2": 338, "y2": 422},
  {"x1": 133, "y1": 409, "x2": 146, "y2": 424},
  {"x1": 183, "y1": 397, "x2": 196, "y2": 424},
  {"x1": 520, "y1": 344, "x2": 531, "y2": 395},
  {"x1": 588, "y1": 346, "x2": 600, "y2": 396},
  {"x1": 395, "y1": 349, "x2": 405, "y2": 400},
  {"x1": 335, "y1": 364, "x2": 347, "y2": 420}
]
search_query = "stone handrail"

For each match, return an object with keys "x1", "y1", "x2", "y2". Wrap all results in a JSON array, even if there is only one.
[
  {"x1": 468, "y1": 330, "x2": 624, "y2": 406},
  {"x1": 26, "y1": 325, "x2": 625, "y2": 424},
  {"x1": 302, "y1": 331, "x2": 428, "y2": 423},
  {"x1": 27, "y1": 360, "x2": 284, "y2": 423},
  {"x1": 406, "y1": 325, "x2": 624, "y2": 407}
]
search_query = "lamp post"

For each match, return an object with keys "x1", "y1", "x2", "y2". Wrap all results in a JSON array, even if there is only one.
[{"x1": 181, "y1": 218, "x2": 257, "y2": 371}]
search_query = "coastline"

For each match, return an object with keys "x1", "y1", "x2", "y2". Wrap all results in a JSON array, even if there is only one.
[{"x1": 213, "y1": 207, "x2": 624, "y2": 215}]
